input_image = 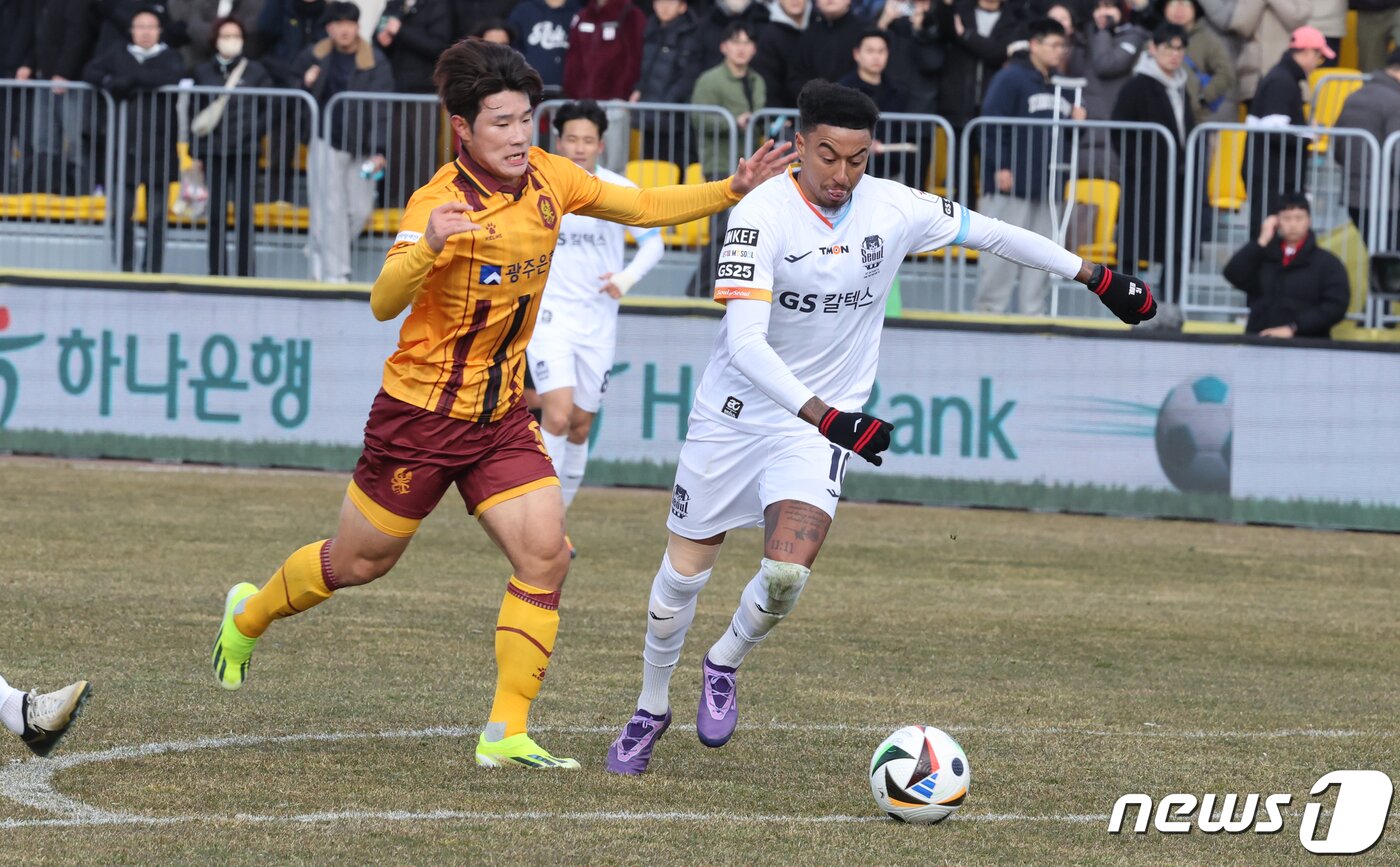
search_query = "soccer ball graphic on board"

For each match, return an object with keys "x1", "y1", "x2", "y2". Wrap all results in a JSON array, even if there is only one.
[
  {"x1": 869, "y1": 725, "x2": 971, "y2": 824},
  {"x1": 1154, "y1": 375, "x2": 1232, "y2": 494}
]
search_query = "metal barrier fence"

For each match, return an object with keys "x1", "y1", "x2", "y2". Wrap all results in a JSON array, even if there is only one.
[
  {"x1": 961, "y1": 116, "x2": 1178, "y2": 318},
  {"x1": 0, "y1": 80, "x2": 116, "y2": 271},
  {"x1": 1377, "y1": 130, "x2": 1400, "y2": 326},
  {"x1": 1180, "y1": 122, "x2": 1379, "y2": 324},
  {"x1": 534, "y1": 99, "x2": 739, "y2": 298}
]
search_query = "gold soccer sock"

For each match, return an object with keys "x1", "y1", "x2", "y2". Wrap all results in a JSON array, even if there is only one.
[
  {"x1": 233, "y1": 540, "x2": 340, "y2": 638},
  {"x1": 487, "y1": 576, "x2": 561, "y2": 738}
]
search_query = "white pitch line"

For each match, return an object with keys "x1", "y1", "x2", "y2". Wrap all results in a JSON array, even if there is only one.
[{"x1": 0, "y1": 721, "x2": 1384, "y2": 832}]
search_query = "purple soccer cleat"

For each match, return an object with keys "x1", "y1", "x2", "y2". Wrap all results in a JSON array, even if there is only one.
[
  {"x1": 605, "y1": 708, "x2": 672, "y2": 775},
  {"x1": 697, "y1": 656, "x2": 738, "y2": 747}
]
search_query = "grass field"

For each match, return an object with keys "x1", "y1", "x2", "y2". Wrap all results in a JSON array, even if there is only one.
[{"x1": 1, "y1": 457, "x2": 1398, "y2": 865}]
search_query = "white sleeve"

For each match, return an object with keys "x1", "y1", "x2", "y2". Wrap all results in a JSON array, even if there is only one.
[
  {"x1": 959, "y1": 207, "x2": 1084, "y2": 280},
  {"x1": 713, "y1": 196, "x2": 777, "y2": 303},
  {"x1": 903, "y1": 186, "x2": 967, "y2": 253},
  {"x1": 611, "y1": 228, "x2": 663, "y2": 295},
  {"x1": 725, "y1": 298, "x2": 816, "y2": 417}
]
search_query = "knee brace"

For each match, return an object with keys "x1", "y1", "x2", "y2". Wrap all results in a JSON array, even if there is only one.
[{"x1": 755, "y1": 558, "x2": 811, "y2": 619}]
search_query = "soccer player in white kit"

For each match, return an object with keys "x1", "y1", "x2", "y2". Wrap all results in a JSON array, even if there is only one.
[
  {"x1": 0, "y1": 674, "x2": 90, "y2": 757},
  {"x1": 527, "y1": 101, "x2": 665, "y2": 528},
  {"x1": 605, "y1": 81, "x2": 1156, "y2": 774}
]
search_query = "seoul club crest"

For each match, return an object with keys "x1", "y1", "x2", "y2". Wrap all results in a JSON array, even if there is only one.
[
  {"x1": 861, "y1": 234, "x2": 884, "y2": 273},
  {"x1": 538, "y1": 195, "x2": 558, "y2": 229}
]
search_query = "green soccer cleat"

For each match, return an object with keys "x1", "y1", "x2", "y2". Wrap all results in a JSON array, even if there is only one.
[
  {"x1": 212, "y1": 583, "x2": 259, "y2": 691},
  {"x1": 21, "y1": 680, "x2": 92, "y2": 758},
  {"x1": 475, "y1": 732, "x2": 580, "y2": 770}
]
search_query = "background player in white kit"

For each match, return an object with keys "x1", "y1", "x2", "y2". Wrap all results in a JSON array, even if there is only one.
[
  {"x1": 527, "y1": 101, "x2": 665, "y2": 540},
  {"x1": 0, "y1": 673, "x2": 90, "y2": 757},
  {"x1": 605, "y1": 79, "x2": 1156, "y2": 775}
]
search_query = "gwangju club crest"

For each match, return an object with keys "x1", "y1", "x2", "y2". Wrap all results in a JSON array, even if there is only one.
[{"x1": 538, "y1": 195, "x2": 558, "y2": 229}]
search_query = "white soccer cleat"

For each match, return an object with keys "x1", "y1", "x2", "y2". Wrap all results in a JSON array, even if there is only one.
[{"x1": 22, "y1": 680, "x2": 92, "y2": 758}]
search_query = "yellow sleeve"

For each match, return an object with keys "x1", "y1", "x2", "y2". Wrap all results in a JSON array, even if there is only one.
[
  {"x1": 370, "y1": 238, "x2": 440, "y2": 321},
  {"x1": 545, "y1": 151, "x2": 741, "y2": 228}
]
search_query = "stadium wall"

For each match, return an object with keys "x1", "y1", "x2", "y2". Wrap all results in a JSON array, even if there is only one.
[{"x1": 2, "y1": 272, "x2": 1398, "y2": 533}]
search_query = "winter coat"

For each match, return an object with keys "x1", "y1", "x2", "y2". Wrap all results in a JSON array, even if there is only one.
[
  {"x1": 1308, "y1": 0, "x2": 1347, "y2": 38},
  {"x1": 94, "y1": 0, "x2": 192, "y2": 59},
  {"x1": 189, "y1": 55, "x2": 274, "y2": 160},
  {"x1": 81, "y1": 44, "x2": 186, "y2": 182},
  {"x1": 508, "y1": 0, "x2": 580, "y2": 90},
  {"x1": 0, "y1": 0, "x2": 36, "y2": 76},
  {"x1": 837, "y1": 71, "x2": 907, "y2": 112},
  {"x1": 1332, "y1": 72, "x2": 1400, "y2": 211},
  {"x1": 789, "y1": 8, "x2": 869, "y2": 101},
  {"x1": 1223, "y1": 231, "x2": 1351, "y2": 336},
  {"x1": 177, "y1": 0, "x2": 267, "y2": 68},
  {"x1": 1247, "y1": 49, "x2": 1309, "y2": 186},
  {"x1": 884, "y1": 11, "x2": 945, "y2": 115},
  {"x1": 562, "y1": 0, "x2": 646, "y2": 100},
  {"x1": 1230, "y1": 0, "x2": 1309, "y2": 100},
  {"x1": 257, "y1": 0, "x2": 326, "y2": 85},
  {"x1": 382, "y1": 0, "x2": 455, "y2": 92},
  {"x1": 753, "y1": 16, "x2": 803, "y2": 108},
  {"x1": 691, "y1": 62, "x2": 764, "y2": 180},
  {"x1": 696, "y1": 0, "x2": 770, "y2": 72},
  {"x1": 1181, "y1": 17, "x2": 1236, "y2": 122},
  {"x1": 635, "y1": 9, "x2": 702, "y2": 103},
  {"x1": 979, "y1": 56, "x2": 1069, "y2": 201},
  {"x1": 36, "y1": 0, "x2": 100, "y2": 80},
  {"x1": 1112, "y1": 53, "x2": 1195, "y2": 269},
  {"x1": 1350, "y1": 0, "x2": 1400, "y2": 12},
  {"x1": 935, "y1": 0, "x2": 1025, "y2": 130},
  {"x1": 293, "y1": 36, "x2": 394, "y2": 155}
]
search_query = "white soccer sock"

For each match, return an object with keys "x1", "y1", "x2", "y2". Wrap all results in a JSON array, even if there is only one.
[
  {"x1": 559, "y1": 441, "x2": 588, "y2": 509},
  {"x1": 541, "y1": 429, "x2": 568, "y2": 472},
  {"x1": 638, "y1": 553, "x2": 712, "y2": 715},
  {"x1": 708, "y1": 559, "x2": 811, "y2": 669},
  {"x1": 0, "y1": 675, "x2": 25, "y2": 735}
]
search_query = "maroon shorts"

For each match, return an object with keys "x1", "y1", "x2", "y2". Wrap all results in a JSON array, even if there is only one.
[{"x1": 348, "y1": 390, "x2": 558, "y2": 536}]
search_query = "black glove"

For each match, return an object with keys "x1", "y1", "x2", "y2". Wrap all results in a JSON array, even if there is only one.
[
  {"x1": 1088, "y1": 264, "x2": 1157, "y2": 325},
  {"x1": 818, "y1": 408, "x2": 892, "y2": 466}
]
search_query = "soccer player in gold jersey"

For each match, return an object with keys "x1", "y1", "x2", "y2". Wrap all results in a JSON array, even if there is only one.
[{"x1": 211, "y1": 38, "x2": 796, "y2": 770}]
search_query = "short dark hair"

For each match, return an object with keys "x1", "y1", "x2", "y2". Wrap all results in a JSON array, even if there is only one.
[
  {"x1": 209, "y1": 15, "x2": 245, "y2": 51},
  {"x1": 471, "y1": 18, "x2": 518, "y2": 42},
  {"x1": 434, "y1": 38, "x2": 544, "y2": 124},
  {"x1": 1276, "y1": 192, "x2": 1310, "y2": 214},
  {"x1": 797, "y1": 80, "x2": 880, "y2": 134},
  {"x1": 722, "y1": 20, "x2": 758, "y2": 42},
  {"x1": 322, "y1": 1, "x2": 360, "y2": 24},
  {"x1": 855, "y1": 29, "x2": 890, "y2": 51},
  {"x1": 554, "y1": 99, "x2": 608, "y2": 137},
  {"x1": 1028, "y1": 16, "x2": 1067, "y2": 40},
  {"x1": 1151, "y1": 22, "x2": 1187, "y2": 46}
]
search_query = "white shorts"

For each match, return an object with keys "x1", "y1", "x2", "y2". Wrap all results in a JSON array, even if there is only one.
[
  {"x1": 665, "y1": 415, "x2": 852, "y2": 539},
  {"x1": 526, "y1": 327, "x2": 615, "y2": 414}
]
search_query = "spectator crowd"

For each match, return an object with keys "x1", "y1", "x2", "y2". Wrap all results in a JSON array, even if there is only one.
[{"x1": 0, "y1": 0, "x2": 1395, "y2": 334}]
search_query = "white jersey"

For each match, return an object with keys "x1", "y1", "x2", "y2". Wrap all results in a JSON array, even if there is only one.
[
  {"x1": 692, "y1": 169, "x2": 1081, "y2": 436},
  {"x1": 692, "y1": 172, "x2": 968, "y2": 435},
  {"x1": 537, "y1": 166, "x2": 660, "y2": 346}
]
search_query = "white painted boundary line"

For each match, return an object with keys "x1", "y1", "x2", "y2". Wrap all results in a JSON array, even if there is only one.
[{"x1": 0, "y1": 721, "x2": 1385, "y2": 832}]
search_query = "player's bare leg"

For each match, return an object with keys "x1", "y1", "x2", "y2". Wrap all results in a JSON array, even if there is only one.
[
  {"x1": 213, "y1": 493, "x2": 414, "y2": 690},
  {"x1": 474, "y1": 485, "x2": 579, "y2": 768},
  {"x1": 698, "y1": 500, "x2": 827, "y2": 747},
  {"x1": 606, "y1": 531, "x2": 724, "y2": 774}
]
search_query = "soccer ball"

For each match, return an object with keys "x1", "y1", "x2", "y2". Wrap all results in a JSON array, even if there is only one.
[
  {"x1": 869, "y1": 725, "x2": 970, "y2": 824},
  {"x1": 1154, "y1": 375, "x2": 1232, "y2": 494}
]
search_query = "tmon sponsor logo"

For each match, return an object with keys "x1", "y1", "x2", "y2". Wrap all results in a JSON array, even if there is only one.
[{"x1": 1108, "y1": 771, "x2": 1394, "y2": 855}]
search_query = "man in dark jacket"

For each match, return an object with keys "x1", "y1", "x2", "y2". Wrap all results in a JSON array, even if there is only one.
[
  {"x1": 509, "y1": 0, "x2": 580, "y2": 96},
  {"x1": 1333, "y1": 48, "x2": 1400, "y2": 244},
  {"x1": 882, "y1": 0, "x2": 944, "y2": 115},
  {"x1": 83, "y1": 5, "x2": 186, "y2": 273},
  {"x1": 630, "y1": 0, "x2": 702, "y2": 163},
  {"x1": 789, "y1": 0, "x2": 867, "y2": 98},
  {"x1": 31, "y1": 0, "x2": 100, "y2": 194},
  {"x1": 1223, "y1": 192, "x2": 1350, "y2": 338},
  {"x1": 1244, "y1": 25, "x2": 1329, "y2": 241},
  {"x1": 974, "y1": 16, "x2": 1081, "y2": 314},
  {"x1": 754, "y1": 0, "x2": 807, "y2": 108},
  {"x1": 563, "y1": 0, "x2": 646, "y2": 170},
  {"x1": 936, "y1": 0, "x2": 1024, "y2": 133},
  {"x1": 295, "y1": 1, "x2": 393, "y2": 282},
  {"x1": 377, "y1": 0, "x2": 455, "y2": 203},
  {"x1": 257, "y1": 0, "x2": 326, "y2": 85},
  {"x1": 1112, "y1": 22, "x2": 1194, "y2": 298},
  {"x1": 0, "y1": 0, "x2": 36, "y2": 193}
]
